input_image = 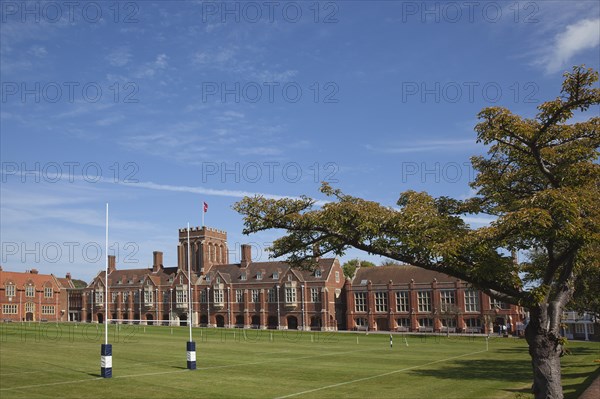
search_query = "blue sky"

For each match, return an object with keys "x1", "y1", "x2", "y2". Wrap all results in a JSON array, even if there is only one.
[{"x1": 1, "y1": 1, "x2": 599, "y2": 281}]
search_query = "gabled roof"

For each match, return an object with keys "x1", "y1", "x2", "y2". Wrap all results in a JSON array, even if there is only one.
[
  {"x1": 92, "y1": 266, "x2": 180, "y2": 289},
  {"x1": 352, "y1": 265, "x2": 458, "y2": 286},
  {"x1": 201, "y1": 258, "x2": 338, "y2": 285},
  {"x1": 0, "y1": 270, "x2": 61, "y2": 291}
]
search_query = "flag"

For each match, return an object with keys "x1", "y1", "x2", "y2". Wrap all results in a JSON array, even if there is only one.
[{"x1": 203, "y1": 202, "x2": 208, "y2": 213}]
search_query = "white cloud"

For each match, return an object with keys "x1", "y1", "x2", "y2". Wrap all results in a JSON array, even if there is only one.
[
  {"x1": 366, "y1": 139, "x2": 477, "y2": 154},
  {"x1": 542, "y1": 18, "x2": 600, "y2": 74},
  {"x1": 28, "y1": 45, "x2": 47, "y2": 58},
  {"x1": 106, "y1": 46, "x2": 132, "y2": 67}
]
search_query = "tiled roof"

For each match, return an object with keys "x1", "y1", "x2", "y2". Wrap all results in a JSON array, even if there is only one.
[
  {"x1": 0, "y1": 270, "x2": 60, "y2": 290},
  {"x1": 200, "y1": 258, "x2": 338, "y2": 285},
  {"x1": 353, "y1": 265, "x2": 458, "y2": 286}
]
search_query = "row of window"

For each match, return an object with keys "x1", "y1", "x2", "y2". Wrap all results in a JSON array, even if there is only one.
[
  {"x1": 1, "y1": 304, "x2": 55, "y2": 314},
  {"x1": 93, "y1": 287, "x2": 322, "y2": 305},
  {"x1": 355, "y1": 317, "x2": 482, "y2": 329},
  {"x1": 3, "y1": 285, "x2": 55, "y2": 298},
  {"x1": 206, "y1": 269, "x2": 334, "y2": 283},
  {"x1": 354, "y1": 289, "x2": 493, "y2": 313}
]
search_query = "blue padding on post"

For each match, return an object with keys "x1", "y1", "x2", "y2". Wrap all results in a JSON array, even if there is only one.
[
  {"x1": 187, "y1": 341, "x2": 195, "y2": 351},
  {"x1": 101, "y1": 344, "x2": 113, "y2": 378},
  {"x1": 101, "y1": 344, "x2": 112, "y2": 356}
]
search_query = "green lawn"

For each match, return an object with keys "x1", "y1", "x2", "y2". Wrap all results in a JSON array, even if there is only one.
[{"x1": 0, "y1": 323, "x2": 598, "y2": 398}]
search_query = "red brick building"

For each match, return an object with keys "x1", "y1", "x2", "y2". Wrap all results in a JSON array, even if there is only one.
[
  {"x1": 84, "y1": 226, "x2": 346, "y2": 330},
  {"x1": 345, "y1": 265, "x2": 526, "y2": 334},
  {"x1": 0, "y1": 267, "x2": 75, "y2": 322}
]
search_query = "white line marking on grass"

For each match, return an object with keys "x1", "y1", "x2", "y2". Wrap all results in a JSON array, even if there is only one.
[
  {"x1": 0, "y1": 348, "x2": 375, "y2": 392},
  {"x1": 0, "y1": 371, "x2": 44, "y2": 376},
  {"x1": 274, "y1": 349, "x2": 488, "y2": 399}
]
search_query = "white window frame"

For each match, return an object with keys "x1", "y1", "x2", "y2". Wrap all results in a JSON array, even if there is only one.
[
  {"x1": 285, "y1": 287, "x2": 296, "y2": 303},
  {"x1": 354, "y1": 292, "x2": 367, "y2": 312},
  {"x1": 311, "y1": 288, "x2": 319, "y2": 303},
  {"x1": 396, "y1": 291, "x2": 409, "y2": 312},
  {"x1": 417, "y1": 291, "x2": 431, "y2": 313},
  {"x1": 464, "y1": 289, "x2": 480, "y2": 312},
  {"x1": 375, "y1": 291, "x2": 388, "y2": 312}
]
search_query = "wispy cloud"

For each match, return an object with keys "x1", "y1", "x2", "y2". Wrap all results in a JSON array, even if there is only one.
[
  {"x1": 106, "y1": 46, "x2": 132, "y2": 67},
  {"x1": 366, "y1": 139, "x2": 477, "y2": 154},
  {"x1": 135, "y1": 53, "x2": 169, "y2": 78},
  {"x1": 539, "y1": 18, "x2": 600, "y2": 74}
]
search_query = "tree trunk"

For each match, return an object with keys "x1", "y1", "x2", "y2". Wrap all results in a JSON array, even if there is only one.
[{"x1": 525, "y1": 306, "x2": 564, "y2": 399}]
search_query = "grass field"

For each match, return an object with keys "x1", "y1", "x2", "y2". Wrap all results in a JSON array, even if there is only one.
[{"x1": 1, "y1": 323, "x2": 598, "y2": 398}]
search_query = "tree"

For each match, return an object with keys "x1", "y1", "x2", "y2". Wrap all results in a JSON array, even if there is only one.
[
  {"x1": 234, "y1": 66, "x2": 600, "y2": 399},
  {"x1": 341, "y1": 258, "x2": 375, "y2": 278}
]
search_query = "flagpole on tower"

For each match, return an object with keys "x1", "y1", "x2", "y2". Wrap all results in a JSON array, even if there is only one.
[{"x1": 202, "y1": 201, "x2": 205, "y2": 227}]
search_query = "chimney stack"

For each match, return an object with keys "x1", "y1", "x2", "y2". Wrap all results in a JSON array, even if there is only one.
[
  {"x1": 240, "y1": 244, "x2": 252, "y2": 268},
  {"x1": 108, "y1": 255, "x2": 116, "y2": 274},
  {"x1": 66, "y1": 272, "x2": 71, "y2": 280},
  {"x1": 153, "y1": 251, "x2": 163, "y2": 272},
  {"x1": 30, "y1": 268, "x2": 39, "y2": 274}
]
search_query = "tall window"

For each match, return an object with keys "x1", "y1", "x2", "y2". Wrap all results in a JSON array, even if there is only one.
[
  {"x1": 440, "y1": 290, "x2": 456, "y2": 311},
  {"x1": 26, "y1": 285, "x2": 35, "y2": 297},
  {"x1": 5, "y1": 284, "x2": 15, "y2": 297},
  {"x1": 25, "y1": 302, "x2": 35, "y2": 313},
  {"x1": 285, "y1": 287, "x2": 296, "y2": 303},
  {"x1": 464, "y1": 289, "x2": 480, "y2": 312},
  {"x1": 396, "y1": 291, "x2": 409, "y2": 312},
  {"x1": 44, "y1": 287, "x2": 53, "y2": 298},
  {"x1": 236, "y1": 289, "x2": 243, "y2": 303},
  {"x1": 122, "y1": 292, "x2": 129, "y2": 304},
  {"x1": 335, "y1": 271, "x2": 340, "y2": 283},
  {"x1": 214, "y1": 289, "x2": 224, "y2": 304},
  {"x1": 417, "y1": 291, "x2": 431, "y2": 312},
  {"x1": 112, "y1": 292, "x2": 118, "y2": 303},
  {"x1": 375, "y1": 292, "x2": 388, "y2": 312},
  {"x1": 95, "y1": 290, "x2": 104, "y2": 304},
  {"x1": 354, "y1": 292, "x2": 367, "y2": 312},
  {"x1": 311, "y1": 288, "x2": 319, "y2": 303},
  {"x1": 251, "y1": 289, "x2": 259, "y2": 303},
  {"x1": 176, "y1": 288, "x2": 187, "y2": 303},
  {"x1": 200, "y1": 290, "x2": 207, "y2": 303},
  {"x1": 268, "y1": 288, "x2": 276, "y2": 303},
  {"x1": 144, "y1": 287, "x2": 154, "y2": 304}
]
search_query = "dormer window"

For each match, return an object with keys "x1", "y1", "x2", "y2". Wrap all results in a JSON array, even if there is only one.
[
  {"x1": 315, "y1": 270, "x2": 322, "y2": 278},
  {"x1": 273, "y1": 272, "x2": 279, "y2": 279},
  {"x1": 5, "y1": 284, "x2": 15, "y2": 297},
  {"x1": 256, "y1": 272, "x2": 262, "y2": 280},
  {"x1": 25, "y1": 285, "x2": 35, "y2": 297},
  {"x1": 241, "y1": 273, "x2": 247, "y2": 281},
  {"x1": 206, "y1": 275, "x2": 211, "y2": 283}
]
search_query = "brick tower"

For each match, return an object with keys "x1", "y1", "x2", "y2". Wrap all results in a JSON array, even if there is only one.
[{"x1": 177, "y1": 226, "x2": 228, "y2": 274}]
